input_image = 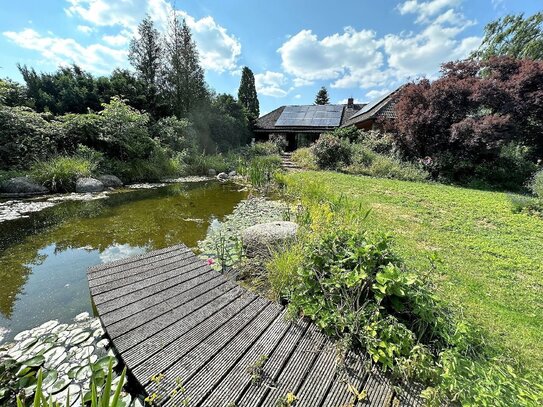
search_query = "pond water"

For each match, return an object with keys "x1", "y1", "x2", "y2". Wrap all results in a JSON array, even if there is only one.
[{"x1": 0, "y1": 181, "x2": 248, "y2": 342}]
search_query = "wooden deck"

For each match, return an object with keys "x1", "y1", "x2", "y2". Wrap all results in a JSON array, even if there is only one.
[{"x1": 87, "y1": 245, "x2": 420, "y2": 406}]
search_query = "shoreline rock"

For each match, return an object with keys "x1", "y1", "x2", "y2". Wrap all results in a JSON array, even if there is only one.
[
  {"x1": 0, "y1": 177, "x2": 49, "y2": 197},
  {"x1": 75, "y1": 178, "x2": 104, "y2": 193}
]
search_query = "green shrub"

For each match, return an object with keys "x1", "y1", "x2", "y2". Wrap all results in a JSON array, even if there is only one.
[
  {"x1": 346, "y1": 147, "x2": 429, "y2": 182},
  {"x1": 0, "y1": 106, "x2": 63, "y2": 170},
  {"x1": 241, "y1": 142, "x2": 280, "y2": 158},
  {"x1": 267, "y1": 244, "x2": 303, "y2": 300},
  {"x1": 31, "y1": 156, "x2": 96, "y2": 192},
  {"x1": 244, "y1": 155, "x2": 282, "y2": 190},
  {"x1": 357, "y1": 130, "x2": 396, "y2": 155},
  {"x1": 329, "y1": 126, "x2": 360, "y2": 142},
  {"x1": 291, "y1": 147, "x2": 317, "y2": 170},
  {"x1": 530, "y1": 168, "x2": 543, "y2": 197},
  {"x1": 151, "y1": 116, "x2": 198, "y2": 155},
  {"x1": 313, "y1": 134, "x2": 352, "y2": 170},
  {"x1": 269, "y1": 134, "x2": 288, "y2": 152},
  {"x1": 104, "y1": 147, "x2": 184, "y2": 182},
  {"x1": 184, "y1": 152, "x2": 232, "y2": 176}
]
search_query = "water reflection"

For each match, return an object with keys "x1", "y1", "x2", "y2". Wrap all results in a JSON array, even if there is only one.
[{"x1": 0, "y1": 181, "x2": 247, "y2": 341}]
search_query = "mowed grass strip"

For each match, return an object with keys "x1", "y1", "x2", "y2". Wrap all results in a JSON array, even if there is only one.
[{"x1": 285, "y1": 171, "x2": 543, "y2": 372}]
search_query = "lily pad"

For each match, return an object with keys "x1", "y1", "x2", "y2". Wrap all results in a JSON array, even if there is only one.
[
  {"x1": 16, "y1": 365, "x2": 33, "y2": 377},
  {"x1": 75, "y1": 365, "x2": 92, "y2": 381},
  {"x1": 42, "y1": 370, "x2": 58, "y2": 390},
  {"x1": 50, "y1": 375, "x2": 70, "y2": 394},
  {"x1": 76, "y1": 346, "x2": 94, "y2": 360},
  {"x1": 43, "y1": 346, "x2": 65, "y2": 364},
  {"x1": 90, "y1": 319, "x2": 101, "y2": 330},
  {"x1": 19, "y1": 336, "x2": 38, "y2": 350},
  {"x1": 14, "y1": 330, "x2": 31, "y2": 341},
  {"x1": 51, "y1": 324, "x2": 68, "y2": 334},
  {"x1": 39, "y1": 320, "x2": 59, "y2": 331},
  {"x1": 67, "y1": 365, "x2": 80, "y2": 379},
  {"x1": 96, "y1": 339, "x2": 109, "y2": 349},
  {"x1": 68, "y1": 331, "x2": 90, "y2": 346},
  {"x1": 23, "y1": 355, "x2": 45, "y2": 367}
]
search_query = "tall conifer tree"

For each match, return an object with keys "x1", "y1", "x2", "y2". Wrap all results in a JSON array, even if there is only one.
[
  {"x1": 237, "y1": 66, "x2": 259, "y2": 121},
  {"x1": 315, "y1": 86, "x2": 330, "y2": 105}
]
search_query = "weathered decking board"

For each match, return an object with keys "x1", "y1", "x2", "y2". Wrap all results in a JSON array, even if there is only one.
[{"x1": 88, "y1": 245, "x2": 420, "y2": 407}]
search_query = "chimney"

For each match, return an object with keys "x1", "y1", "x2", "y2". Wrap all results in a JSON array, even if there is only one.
[{"x1": 347, "y1": 97, "x2": 354, "y2": 107}]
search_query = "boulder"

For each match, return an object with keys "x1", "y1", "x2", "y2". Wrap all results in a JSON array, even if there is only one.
[
  {"x1": 75, "y1": 177, "x2": 104, "y2": 193},
  {"x1": 0, "y1": 177, "x2": 48, "y2": 195},
  {"x1": 228, "y1": 170, "x2": 237, "y2": 177},
  {"x1": 217, "y1": 172, "x2": 229, "y2": 180},
  {"x1": 208, "y1": 168, "x2": 217, "y2": 177},
  {"x1": 242, "y1": 221, "x2": 298, "y2": 258},
  {"x1": 97, "y1": 174, "x2": 123, "y2": 188}
]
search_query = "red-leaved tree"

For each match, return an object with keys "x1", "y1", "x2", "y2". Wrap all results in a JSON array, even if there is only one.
[{"x1": 389, "y1": 56, "x2": 543, "y2": 181}]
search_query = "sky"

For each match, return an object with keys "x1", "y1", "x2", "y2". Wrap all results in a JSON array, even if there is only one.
[{"x1": 0, "y1": 0, "x2": 540, "y2": 114}]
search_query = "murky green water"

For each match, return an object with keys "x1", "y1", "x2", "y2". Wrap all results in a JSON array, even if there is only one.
[{"x1": 0, "y1": 181, "x2": 247, "y2": 342}]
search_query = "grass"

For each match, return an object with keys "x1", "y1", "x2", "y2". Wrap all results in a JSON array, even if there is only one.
[{"x1": 283, "y1": 171, "x2": 543, "y2": 373}]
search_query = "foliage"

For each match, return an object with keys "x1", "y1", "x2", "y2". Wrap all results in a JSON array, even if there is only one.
[
  {"x1": 59, "y1": 112, "x2": 104, "y2": 154},
  {"x1": 346, "y1": 147, "x2": 429, "y2": 182},
  {"x1": 0, "y1": 105, "x2": 63, "y2": 169},
  {"x1": 237, "y1": 66, "x2": 260, "y2": 122},
  {"x1": 291, "y1": 147, "x2": 317, "y2": 170},
  {"x1": 164, "y1": 13, "x2": 208, "y2": 118},
  {"x1": 31, "y1": 156, "x2": 96, "y2": 192},
  {"x1": 269, "y1": 134, "x2": 288, "y2": 152},
  {"x1": 267, "y1": 244, "x2": 304, "y2": 300},
  {"x1": 277, "y1": 174, "x2": 543, "y2": 405},
  {"x1": 243, "y1": 155, "x2": 282, "y2": 190},
  {"x1": 390, "y1": 56, "x2": 543, "y2": 187},
  {"x1": 329, "y1": 126, "x2": 360, "y2": 143},
  {"x1": 314, "y1": 86, "x2": 330, "y2": 105},
  {"x1": 282, "y1": 171, "x2": 543, "y2": 374},
  {"x1": 241, "y1": 142, "x2": 281, "y2": 158},
  {"x1": 183, "y1": 152, "x2": 232, "y2": 175},
  {"x1": 530, "y1": 168, "x2": 543, "y2": 197},
  {"x1": 129, "y1": 14, "x2": 163, "y2": 116},
  {"x1": 475, "y1": 12, "x2": 543, "y2": 60},
  {"x1": 0, "y1": 78, "x2": 27, "y2": 107},
  {"x1": 151, "y1": 116, "x2": 197, "y2": 155},
  {"x1": 312, "y1": 134, "x2": 352, "y2": 170},
  {"x1": 15, "y1": 359, "x2": 127, "y2": 407},
  {"x1": 98, "y1": 97, "x2": 154, "y2": 161}
]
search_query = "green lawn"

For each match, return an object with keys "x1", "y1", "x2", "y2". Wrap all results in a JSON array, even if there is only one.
[{"x1": 285, "y1": 171, "x2": 543, "y2": 373}]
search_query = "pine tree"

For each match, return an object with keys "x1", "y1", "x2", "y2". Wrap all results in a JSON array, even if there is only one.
[
  {"x1": 237, "y1": 66, "x2": 259, "y2": 121},
  {"x1": 165, "y1": 10, "x2": 208, "y2": 117},
  {"x1": 128, "y1": 15, "x2": 163, "y2": 115},
  {"x1": 315, "y1": 86, "x2": 330, "y2": 105}
]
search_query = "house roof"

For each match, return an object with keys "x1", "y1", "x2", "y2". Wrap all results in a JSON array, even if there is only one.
[
  {"x1": 341, "y1": 88, "x2": 400, "y2": 128},
  {"x1": 254, "y1": 103, "x2": 365, "y2": 133}
]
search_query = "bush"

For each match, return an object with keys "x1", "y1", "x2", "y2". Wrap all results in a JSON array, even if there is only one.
[
  {"x1": 184, "y1": 152, "x2": 232, "y2": 176},
  {"x1": 313, "y1": 134, "x2": 352, "y2": 170},
  {"x1": 530, "y1": 168, "x2": 543, "y2": 197},
  {"x1": 241, "y1": 141, "x2": 280, "y2": 158},
  {"x1": 269, "y1": 134, "x2": 288, "y2": 152},
  {"x1": 346, "y1": 145, "x2": 429, "y2": 182},
  {"x1": 243, "y1": 155, "x2": 282, "y2": 190},
  {"x1": 0, "y1": 106, "x2": 63, "y2": 169},
  {"x1": 357, "y1": 130, "x2": 396, "y2": 155},
  {"x1": 151, "y1": 116, "x2": 198, "y2": 155},
  {"x1": 330, "y1": 126, "x2": 360, "y2": 142},
  {"x1": 31, "y1": 156, "x2": 96, "y2": 192},
  {"x1": 291, "y1": 147, "x2": 317, "y2": 170}
]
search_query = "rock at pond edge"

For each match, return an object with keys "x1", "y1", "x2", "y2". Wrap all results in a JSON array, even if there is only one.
[
  {"x1": 241, "y1": 221, "x2": 298, "y2": 258},
  {"x1": 75, "y1": 178, "x2": 104, "y2": 193}
]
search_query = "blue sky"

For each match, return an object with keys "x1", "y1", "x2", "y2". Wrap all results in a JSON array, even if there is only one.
[{"x1": 0, "y1": 0, "x2": 540, "y2": 114}]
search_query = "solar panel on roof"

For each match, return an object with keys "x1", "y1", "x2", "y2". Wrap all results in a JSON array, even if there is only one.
[{"x1": 276, "y1": 105, "x2": 343, "y2": 127}]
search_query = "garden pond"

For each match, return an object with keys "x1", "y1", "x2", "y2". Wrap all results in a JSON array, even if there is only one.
[{"x1": 0, "y1": 181, "x2": 248, "y2": 343}]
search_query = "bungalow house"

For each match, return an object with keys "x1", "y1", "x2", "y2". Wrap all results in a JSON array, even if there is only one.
[{"x1": 253, "y1": 88, "x2": 399, "y2": 150}]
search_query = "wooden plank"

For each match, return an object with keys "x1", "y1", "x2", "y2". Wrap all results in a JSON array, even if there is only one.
[
  {"x1": 102, "y1": 275, "x2": 229, "y2": 332},
  {"x1": 167, "y1": 302, "x2": 282, "y2": 406},
  {"x1": 92, "y1": 256, "x2": 205, "y2": 304},
  {"x1": 362, "y1": 368, "x2": 394, "y2": 407},
  {"x1": 143, "y1": 297, "x2": 270, "y2": 398},
  {"x1": 321, "y1": 351, "x2": 369, "y2": 407},
  {"x1": 257, "y1": 325, "x2": 326, "y2": 407},
  {"x1": 89, "y1": 250, "x2": 194, "y2": 290},
  {"x1": 198, "y1": 310, "x2": 292, "y2": 407},
  {"x1": 116, "y1": 285, "x2": 245, "y2": 358},
  {"x1": 106, "y1": 279, "x2": 236, "y2": 342},
  {"x1": 88, "y1": 245, "x2": 186, "y2": 277},
  {"x1": 294, "y1": 342, "x2": 338, "y2": 407},
  {"x1": 131, "y1": 293, "x2": 259, "y2": 380},
  {"x1": 237, "y1": 320, "x2": 310, "y2": 407}
]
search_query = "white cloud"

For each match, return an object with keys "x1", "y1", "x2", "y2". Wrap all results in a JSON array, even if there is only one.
[
  {"x1": 278, "y1": 27, "x2": 384, "y2": 89},
  {"x1": 365, "y1": 89, "x2": 391, "y2": 100},
  {"x1": 254, "y1": 71, "x2": 289, "y2": 97},
  {"x1": 3, "y1": 28, "x2": 128, "y2": 74},
  {"x1": 294, "y1": 94, "x2": 302, "y2": 99},
  {"x1": 276, "y1": 0, "x2": 480, "y2": 93},
  {"x1": 102, "y1": 32, "x2": 129, "y2": 47},
  {"x1": 77, "y1": 24, "x2": 93, "y2": 34},
  {"x1": 397, "y1": 0, "x2": 462, "y2": 23},
  {"x1": 64, "y1": 0, "x2": 241, "y2": 73}
]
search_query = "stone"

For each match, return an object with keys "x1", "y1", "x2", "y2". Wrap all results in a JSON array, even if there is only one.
[
  {"x1": 208, "y1": 168, "x2": 217, "y2": 177},
  {"x1": 228, "y1": 170, "x2": 237, "y2": 177},
  {"x1": 217, "y1": 172, "x2": 229, "y2": 180},
  {"x1": 97, "y1": 175, "x2": 123, "y2": 188},
  {"x1": 241, "y1": 221, "x2": 298, "y2": 258},
  {"x1": 75, "y1": 178, "x2": 104, "y2": 193},
  {"x1": 0, "y1": 177, "x2": 48, "y2": 195}
]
